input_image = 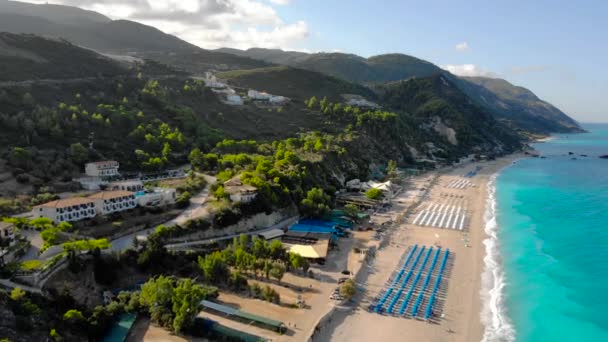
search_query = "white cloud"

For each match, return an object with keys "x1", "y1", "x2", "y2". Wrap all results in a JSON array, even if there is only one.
[
  {"x1": 19, "y1": 0, "x2": 308, "y2": 50},
  {"x1": 455, "y1": 41, "x2": 469, "y2": 51},
  {"x1": 442, "y1": 64, "x2": 497, "y2": 77}
]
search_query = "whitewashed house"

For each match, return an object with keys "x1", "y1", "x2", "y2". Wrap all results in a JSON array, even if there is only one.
[
  {"x1": 225, "y1": 94, "x2": 244, "y2": 105},
  {"x1": 224, "y1": 176, "x2": 258, "y2": 203},
  {"x1": 248, "y1": 89, "x2": 271, "y2": 100},
  {"x1": 85, "y1": 161, "x2": 119, "y2": 177},
  {"x1": 269, "y1": 95, "x2": 288, "y2": 104},
  {"x1": 204, "y1": 72, "x2": 227, "y2": 89},
  {"x1": 0, "y1": 221, "x2": 15, "y2": 243},
  {"x1": 33, "y1": 197, "x2": 97, "y2": 223},
  {"x1": 89, "y1": 191, "x2": 137, "y2": 215}
]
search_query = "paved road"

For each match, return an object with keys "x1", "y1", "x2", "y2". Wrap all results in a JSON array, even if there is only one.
[{"x1": 108, "y1": 174, "x2": 216, "y2": 252}]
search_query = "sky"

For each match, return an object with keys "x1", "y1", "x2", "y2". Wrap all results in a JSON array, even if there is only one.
[{"x1": 21, "y1": 0, "x2": 608, "y2": 122}]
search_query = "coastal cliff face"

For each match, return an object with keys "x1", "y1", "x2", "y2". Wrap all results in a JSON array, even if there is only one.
[{"x1": 456, "y1": 76, "x2": 585, "y2": 134}]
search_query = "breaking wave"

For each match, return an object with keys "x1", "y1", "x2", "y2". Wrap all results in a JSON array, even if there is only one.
[{"x1": 481, "y1": 173, "x2": 515, "y2": 342}]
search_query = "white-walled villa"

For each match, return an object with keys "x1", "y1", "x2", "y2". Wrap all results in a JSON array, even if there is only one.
[
  {"x1": 85, "y1": 161, "x2": 119, "y2": 177},
  {"x1": 33, "y1": 197, "x2": 97, "y2": 223},
  {"x1": 89, "y1": 191, "x2": 137, "y2": 215}
]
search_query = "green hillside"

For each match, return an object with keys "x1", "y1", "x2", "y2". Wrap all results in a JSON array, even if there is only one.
[{"x1": 218, "y1": 66, "x2": 377, "y2": 101}]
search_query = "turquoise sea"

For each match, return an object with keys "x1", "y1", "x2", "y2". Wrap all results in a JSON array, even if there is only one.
[{"x1": 482, "y1": 123, "x2": 608, "y2": 342}]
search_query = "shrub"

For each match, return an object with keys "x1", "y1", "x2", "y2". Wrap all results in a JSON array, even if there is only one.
[
  {"x1": 340, "y1": 279, "x2": 356, "y2": 300},
  {"x1": 175, "y1": 191, "x2": 191, "y2": 209},
  {"x1": 365, "y1": 188, "x2": 383, "y2": 200}
]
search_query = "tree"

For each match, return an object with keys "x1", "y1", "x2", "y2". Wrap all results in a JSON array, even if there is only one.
[
  {"x1": 251, "y1": 237, "x2": 268, "y2": 259},
  {"x1": 162, "y1": 142, "x2": 172, "y2": 161},
  {"x1": 301, "y1": 187, "x2": 331, "y2": 218},
  {"x1": 10, "y1": 287, "x2": 26, "y2": 301},
  {"x1": 214, "y1": 186, "x2": 229, "y2": 200},
  {"x1": 343, "y1": 204, "x2": 359, "y2": 220},
  {"x1": 268, "y1": 239, "x2": 284, "y2": 260},
  {"x1": 269, "y1": 263, "x2": 285, "y2": 284},
  {"x1": 63, "y1": 309, "x2": 85, "y2": 323},
  {"x1": 139, "y1": 276, "x2": 218, "y2": 332},
  {"x1": 69, "y1": 143, "x2": 89, "y2": 164},
  {"x1": 306, "y1": 96, "x2": 318, "y2": 109},
  {"x1": 171, "y1": 278, "x2": 207, "y2": 333},
  {"x1": 139, "y1": 275, "x2": 175, "y2": 327},
  {"x1": 387, "y1": 160, "x2": 397, "y2": 175},
  {"x1": 365, "y1": 188, "x2": 383, "y2": 200},
  {"x1": 198, "y1": 252, "x2": 229, "y2": 282},
  {"x1": 189, "y1": 148, "x2": 204, "y2": 169},
  {"x1": 289, "y1": 252, "x2": 309, "y2": 272},
  {"x1": 175, "y1": 191, "x2": 191, "y2": 209},
  {"x1": 263, "y1": 260, "x2": 272, "y2": 280},
  {"x1": 50, "y1": 328, "x2": 63, "y2": 342},
  {"x1": 339, "y1": 279, "x2": 356, "y2": 300},
  {"x1": 238, "y1": 234, "x2": 249, "y2": 250},
  {"x1": 29, "y1": 217, "x2": 54, "y2": 230}
]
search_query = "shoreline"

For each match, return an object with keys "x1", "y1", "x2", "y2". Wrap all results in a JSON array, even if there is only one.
[{"x1": 313, "y1": 152, "x2": 525, "y2": 342}]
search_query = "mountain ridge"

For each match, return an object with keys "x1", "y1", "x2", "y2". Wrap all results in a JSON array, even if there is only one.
[
  {"x1": 0, "y1": 0, "x2": 584, "y2": 135},
  {"x1": 218, "y1": 47, "x2": 583, "y2": 134}
]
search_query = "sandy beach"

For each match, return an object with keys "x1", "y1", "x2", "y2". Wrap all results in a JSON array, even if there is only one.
[{"x1": 314, "y1": 154, "x2": 523, "y2": 342}]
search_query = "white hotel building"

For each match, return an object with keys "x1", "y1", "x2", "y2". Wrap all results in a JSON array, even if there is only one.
[
  {"x1": 85, "y1": 161, "x2": 119, "y2": 177},
  {"x1": 33, "y1": 197, "x2": 97, "y2": 223},
  {"x1": 89, "y1": 191, "x2": 137, "y2": 215}
]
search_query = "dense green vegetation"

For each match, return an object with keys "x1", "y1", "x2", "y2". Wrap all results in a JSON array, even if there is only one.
[
  {"x1": 380, "y1": 75, "x2": 522, "y2": 154},
  {"x1": 218, "y1": 66, "x2": 377, "y2": 101}
]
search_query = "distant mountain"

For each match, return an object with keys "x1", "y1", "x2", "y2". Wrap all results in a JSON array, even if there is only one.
[
  {"x1": 216, "y1": 48, "x2": 442, "y2": 83},
  {"x1": 0, "y1": 0, "x2": 110, "y2": 25},
  {"x1": 0, "y1": 0, "x2": 584, "y2": 136},
  {"x1": 0, "y1": 0, "x2": 268, "y2": 71},
  {"x1": 456, "y1": 76, "x2": 584, "y2": 134},
  {"x1": 0, "y1": 32, "x2": 127, "y2": 81},
  {"x1": 219, "y1": 47, "x2": 583, "y2": 134},
  {"x1": 216, "y1": 47, "x2": 310, "y2": 65}
]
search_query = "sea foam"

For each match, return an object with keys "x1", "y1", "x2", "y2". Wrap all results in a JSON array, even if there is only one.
[{"x1": 481, "y1": 173, "x2": 516, "y2": 342}]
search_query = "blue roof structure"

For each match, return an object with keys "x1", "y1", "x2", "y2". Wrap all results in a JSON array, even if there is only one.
[
  {"x1": 299, "y1": 219, "x2": 337, "y2": 228},
  {"x1": 289, "y1": 224, "x2": 336, "y2": 234}
]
